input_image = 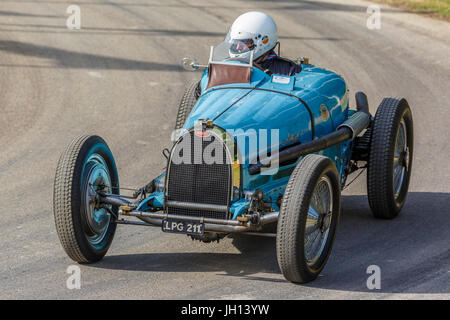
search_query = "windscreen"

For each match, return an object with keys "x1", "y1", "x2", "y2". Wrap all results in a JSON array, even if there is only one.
[{"x1": 210, "y1": 39, "x2": 255, "y2": 65}]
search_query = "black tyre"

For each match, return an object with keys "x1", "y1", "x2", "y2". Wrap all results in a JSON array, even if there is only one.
[
  {"x1": 53, "y1": 135, "x2": 119, "y2": 263},
  {"x1": 367, "y1": 98, "x2": 413, "y2": 219},
  {"x1": 277, "y1": 154, "x2": 341, "y2": 283},
  {"x1": 175, "y1": 80, "x2": 201, "y2": 129}
]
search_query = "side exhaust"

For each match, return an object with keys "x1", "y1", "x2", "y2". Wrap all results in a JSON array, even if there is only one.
[{"x1": 249, "y1": 108, "x2": 371, "y2": 175}]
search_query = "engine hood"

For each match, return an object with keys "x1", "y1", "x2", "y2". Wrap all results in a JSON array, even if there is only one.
[
  {"x1": 181, "y1": 64, "x2": 348, "y2": 164},
  {"x1": 183, "y1": 87, "x2": 312, "y2": 164}
]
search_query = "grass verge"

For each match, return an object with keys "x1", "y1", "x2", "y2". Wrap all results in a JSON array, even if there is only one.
[{"x1": 371, "y1": 0, "x2": 449, "y2": 21}]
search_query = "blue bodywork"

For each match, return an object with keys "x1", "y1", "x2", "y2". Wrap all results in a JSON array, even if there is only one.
[{"x1": 144, "y1": 63, "x2": 353, "y2": 219}]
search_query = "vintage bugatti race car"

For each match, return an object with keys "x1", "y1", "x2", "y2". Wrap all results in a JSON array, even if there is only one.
[{"x1": 53, "y1": 44, "x2": 413, "y2": 283}]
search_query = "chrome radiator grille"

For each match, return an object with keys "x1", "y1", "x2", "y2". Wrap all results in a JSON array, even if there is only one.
[{"x1": 166, "y1": 130, "x2": 232, "y2": 220}]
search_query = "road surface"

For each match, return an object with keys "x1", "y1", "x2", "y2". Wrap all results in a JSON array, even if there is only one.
[{"x1": 0, "y1": 0, "x2": 449, "y2": 299}]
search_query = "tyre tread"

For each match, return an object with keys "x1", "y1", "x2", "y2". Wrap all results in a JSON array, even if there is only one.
[
  {"x1": 175, "y1": 80, "x2": 201, "y2": 129},
  {"x1": 53, "y1": 135, "x2": 93, "y2": 263},
  {"x1": 367, "y1": 97, "x2": 412, "y2": 219},
  {"x1": 277, "y1": 154, "x2": 340, "y2": 283}
]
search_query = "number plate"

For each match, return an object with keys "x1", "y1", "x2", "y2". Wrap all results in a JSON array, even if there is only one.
[{"x1": 161, "y1": 219, "x2": 204, "y2": 235}]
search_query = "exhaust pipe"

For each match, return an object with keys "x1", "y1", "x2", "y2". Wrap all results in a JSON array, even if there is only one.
[
  {"x1": 337, "y1": 110, "x2": 370, "y2": 140},
  {"x1": 249, "y1": 109, "x2": 371, "y2": 175},
  {"x1": 355, "y1": 91, "x2": 370, "y2": 115}
]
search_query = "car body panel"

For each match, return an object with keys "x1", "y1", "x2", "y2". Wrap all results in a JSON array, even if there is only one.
[{"x1": 149, "y1": 63, "x2": 353, "y2": 217}]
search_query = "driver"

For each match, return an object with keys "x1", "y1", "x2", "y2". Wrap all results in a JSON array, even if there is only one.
[{"x1": 226, "y1": 11, "x2": 302, "y2": 76}]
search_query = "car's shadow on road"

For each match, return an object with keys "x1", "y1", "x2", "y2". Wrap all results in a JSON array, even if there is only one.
[
  {"x1": 92, "y1": 192, "x2": 450, "y2": 293},
  {"x1": 95, "y1": 235, "x2": 283, "y2": 282}
]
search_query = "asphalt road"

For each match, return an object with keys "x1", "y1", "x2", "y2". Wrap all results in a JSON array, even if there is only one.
[{"x1": 0, "y1": 0, "x2": 449, "y2": 299}]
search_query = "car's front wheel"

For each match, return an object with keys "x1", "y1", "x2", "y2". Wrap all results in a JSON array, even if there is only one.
[
  {"x1": 53, "y1": 135, "x2": 119, "y2": 263},
  {"x1": 277, "y1": 154, "x2": 341, "y2": 283}
]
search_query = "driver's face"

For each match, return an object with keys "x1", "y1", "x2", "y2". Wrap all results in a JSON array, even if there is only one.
[
  {"x1": 232, "y1": 39, "x2": 254, "y2": 53},
  {"x1": 237, "y1": 40, "x2": 252, "y2": 52}
]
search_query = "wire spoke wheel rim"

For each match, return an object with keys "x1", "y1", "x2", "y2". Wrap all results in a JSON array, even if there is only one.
[
  {"x1": 393, "y1": 119, "x2": 408, "y2": 200},
  {"x1": 304, "y1": 175, "x2": 333, "y2": 267},
  {"x1": 81, "y1": 153, "x2": 112, "y2": 246}
]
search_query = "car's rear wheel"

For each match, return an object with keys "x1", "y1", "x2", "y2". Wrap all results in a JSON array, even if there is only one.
[
  {"x1": 53, "y1": 135, "x2": 119, "y2": 263},
  {"x1": 175, "y1": 80, "x2": 201, "y2": 129},
  {"x1": 367, "y1": 98, "x2": 413, "y2": 219},
  {"x1": 277, "y1": 154, "x2": 341, "y2": 283}
]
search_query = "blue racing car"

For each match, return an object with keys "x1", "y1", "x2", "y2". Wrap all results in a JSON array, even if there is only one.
[{"x1": 53, "y1": 42, "x2": 413, "y2": 283}]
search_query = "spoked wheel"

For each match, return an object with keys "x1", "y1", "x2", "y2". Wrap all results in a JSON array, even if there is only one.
[
  {"x1": 82, "y1": 154, "x2": 114, "y2": 247},
  {"x1": 304, "y1": 176, "x2": 334, "y2": 267},
  {"x1": 277, "y1": 154, "x2": 341, "y2": 283},
  {"x1": 393, "y1": 119, "x2": 409, "y2": 199},
  {"x1": 53, "y1": 135, "x2": 119, "y2": 263},
  {"x1": 367, "y1": 98, "x2": 413, "y2": 219}
]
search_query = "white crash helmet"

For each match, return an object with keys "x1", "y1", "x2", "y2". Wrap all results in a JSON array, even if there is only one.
[{"x1": 226, "y1": 11, "x2": 278, "y2": 61}]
